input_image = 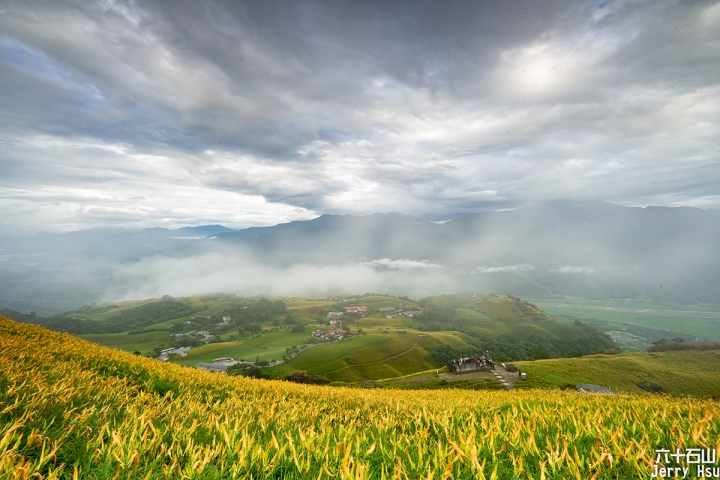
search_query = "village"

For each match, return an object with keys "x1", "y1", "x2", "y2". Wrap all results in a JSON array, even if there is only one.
[
  {"x1": 155, "y1": 314, "x2": 232, "y2": 361},
  {"x1": 155, "y1": 304, "x2": 383, "y2": 371}
]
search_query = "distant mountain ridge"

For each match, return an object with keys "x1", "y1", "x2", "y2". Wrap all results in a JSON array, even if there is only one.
[
  {"x1": 0, "y1": 224, "x2": 233, "y2": 258},
  {"x1": 183, "y1": 200, "x2": 720, "y2": 303},
  {"x1": 2, "y1": 200, "x2": 719, "y2": 314}
]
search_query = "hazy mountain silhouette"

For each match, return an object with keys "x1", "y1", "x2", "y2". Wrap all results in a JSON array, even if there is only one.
[{"x1": 1, "y1": 201, "x2": 719, "y2": 314}]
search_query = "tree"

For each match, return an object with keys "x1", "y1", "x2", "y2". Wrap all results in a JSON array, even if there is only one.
[
  {"x1": 417, "y1": 306, "x2": 456, "y2": 324},
  {"x1": 271, "y1": 300, "x2": 287, "y2": 315},
  {"x1": 255, "y1": 298, "x2": 273, "y2": 313},
  {"x1": 291, "y1": 324, "x2": 305, "y2": 333},
  {"x1": 531, "y1": 344, "x2": 550, "y2": 360},
  {"x1": 569, "y1": 347, "x2": 584, "y2": 358}
]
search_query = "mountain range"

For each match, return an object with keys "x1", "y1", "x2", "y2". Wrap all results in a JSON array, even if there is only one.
[{"x1": 2, "y1": 200, "x2": 719, "y2": 314}]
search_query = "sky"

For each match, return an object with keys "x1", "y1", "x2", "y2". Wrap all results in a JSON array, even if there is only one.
[{"x1": 1, "y1": 0, "x2": 719, "y2": 235}]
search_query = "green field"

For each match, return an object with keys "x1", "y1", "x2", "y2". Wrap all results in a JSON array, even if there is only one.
[
  {"x1": 454, "y1": 308, "x2": 492, "y2": 322},
  {"x1": 176, "y1": 328, "x2": 313, "y2": 365},
  {"x1": 529, "y1": 297, "x2": 720, "y2": 350},
  {"x1": 274, "y1": 332, "x2": 451, "y2": 382},
  {"x1": 78, "y1": 330, "x2": 171, "y2": 354},
  {"x1": 515, "y1": 349, "x2": 720, "y2": 397}
]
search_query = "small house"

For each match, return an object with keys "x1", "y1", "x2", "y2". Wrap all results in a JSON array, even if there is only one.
[
  {"x1": 344, "y1": 306, "x2": 367, "y2": 313},
  {"x1": 195, "y1": 363, "x2": 229, "y2": 373}
]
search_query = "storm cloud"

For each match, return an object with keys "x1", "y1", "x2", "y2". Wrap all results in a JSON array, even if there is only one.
[{"x1": 1, "y1": 0, "x2": 719, "y2": 234}]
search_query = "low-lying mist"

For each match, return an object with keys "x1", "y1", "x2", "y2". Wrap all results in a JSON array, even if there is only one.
[
  {"x1": 107, "y1": 247, "x2": 463, "y2": 301},
  {"x1": 2, "y1": 200, "x2": 719, "y2": 314}
]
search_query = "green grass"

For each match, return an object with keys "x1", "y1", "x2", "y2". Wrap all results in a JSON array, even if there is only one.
[
  {"x1": 78, "y1": 330, "x2": 170, "y2": 354},
  {"x1": 175, "y1": 329, "x2": 312, "y2": 366},
  {"x1": 515, "y1": 350, "x2": 720, "y2": 397},
  {"x1": 242, "y1": 328, "x2": 310, "y2": 348},
  {"x1": 177, "y1": 341, "x2": 241, "y2": 360},
  {"x1": 527, "y1": 297, "x2": 720, "y2": 312},
  {"x1": 455, "y1": 308, "x2": 492, "y2": 322},
  {"x1": 177, "y1": 343, "x2": 289, "y2": 365},
  {"x1": 533, "y1": 300, "x2": 720, "y2": 350},
  {"x1": 342, "y1": 334, "x2": 420, "y2": 364},
  {"x1": 551, "y1": 306, "x2": 720, "y2": 339},
  {"x1": 274, "y1": 333, "x2": 448, "y2": 382},
  {"x1": 142, "y1": 317, "x2": 186, "y2": 331}
]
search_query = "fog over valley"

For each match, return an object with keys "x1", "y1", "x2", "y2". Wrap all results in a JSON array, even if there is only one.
[{"x1": 2, "y1": 200, "x2": 719, "y2": 315}]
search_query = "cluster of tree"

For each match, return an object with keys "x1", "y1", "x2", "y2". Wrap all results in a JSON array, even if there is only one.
[
  {"x1": 30, "y1": 298, "x2": 202, "y2": 335},
  {"x1": 283, "y1": 371, "x2": 331, "y2": 385},
  {"x1": 646, "y1": 338, "x2": 720, "y2": 352},
  {"x1": 220, "y1": 298, "x2": 286, "y2": 327},
  {"x1": 2, "y1": 307, "x2": 110, "y2": 335},
  {"x1": 171, "y1": 336, "x2": 204, "y2": 349},
  {"x1": 11, "y1": 312, "x2": 107, "y2": 335},
  {"x1": 416, "y1": 305, "x2": 455, "y2": 325},
  {"x1": 237, "y1": 323, "x2": 262, "y2": 336},
  {"x1": 103, "y1": 298, "x2": 201, "y2": 333},
  {"x1": 227, "y1": 364, "x2": 267, "y2": 378},
  {"x1": 426, "y1": 320, "x2": 617, "y2": 365},
  {"x1": 0, "y1": 308, "x2": 39, "y2": 323},
  {"x1": 3, "y1": 297, "x2": 292, "y2": 337}
]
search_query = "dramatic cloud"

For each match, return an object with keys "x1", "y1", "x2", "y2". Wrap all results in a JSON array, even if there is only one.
[{"x1": 1, "y1": 0, "x2": 719, "y2": 234}]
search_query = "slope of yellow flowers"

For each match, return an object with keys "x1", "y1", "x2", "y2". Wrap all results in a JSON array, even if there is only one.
[{"x1": 1, "y1": 315, "x2": 718, "y2": 479}]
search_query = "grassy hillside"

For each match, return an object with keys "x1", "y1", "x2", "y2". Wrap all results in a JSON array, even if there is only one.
[
  {"x1": 2, "y1": 316, "x2": 720, "y2": 479},
  {"x1": 515, "y1": 350, "x2": 720, "y2": 397},
  {"x1": 274, "y1": 332, "x2": 444, "y2": 382},
  {"x1": 8, "y1": 293, "x2": 619, "y2": 384}
]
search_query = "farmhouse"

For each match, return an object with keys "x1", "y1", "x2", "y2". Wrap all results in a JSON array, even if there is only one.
[
  {"x1": 447, "y1": 356, "x2": 495, "y2": 373},
  {"x1": 195, "y1": 362, "x2": 229, "y2": 373},
  {"x1": 576, "y1": 384, "x2": 615, "y2": 394},
  {"x1": 312, "y1": 325, "x2": 347, "y2": 341},
  {"x1": 212, "y1": 357, "x2": 240, "y2": 366},
  {"x1": 157, "y1": 346, "x2": 192, "y2": 361},
  {"x1": 326, "y1": 311, "x2": 344, "y2": 322},
  {"x1": 344, "y1": 305, "x2": 367, "y2": 313}
]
